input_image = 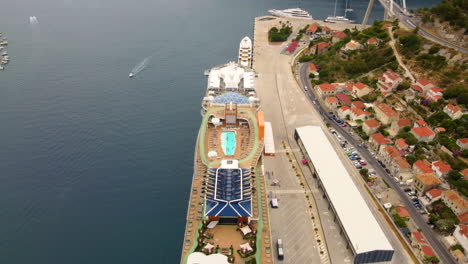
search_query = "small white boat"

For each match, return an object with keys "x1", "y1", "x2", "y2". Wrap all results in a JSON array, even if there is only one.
[
  {"x1": 1, "y1": 51, "x2": 7, "y2": 55},
  {"x1": 129, "y1": 73, "x2": 134, "y2": 78}
]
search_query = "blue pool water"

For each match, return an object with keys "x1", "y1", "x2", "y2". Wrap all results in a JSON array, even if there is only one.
[{"x1": 221, "y1": 132, "x2": 236, "y2": 155}]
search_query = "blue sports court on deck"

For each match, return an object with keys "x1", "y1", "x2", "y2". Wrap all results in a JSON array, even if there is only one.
[{"x1": 221, "y1": 131, "x2": 236, "y2": 155}]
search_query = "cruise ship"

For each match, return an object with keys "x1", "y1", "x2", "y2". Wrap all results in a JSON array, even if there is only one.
[
  {"x1": 268, "y1": 8, "x2": 313, "y2": 19},
  {"x1": 181, "y1": 40, "x2": 272, "y2": 264},
  {"x1": 238, "y1": 37, "x2": 252, "y2": 68}
]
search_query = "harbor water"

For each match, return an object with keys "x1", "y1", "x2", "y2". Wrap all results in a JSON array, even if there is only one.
[{"x1": 0, "y1": 0, "x2": 439, "y2": 263}]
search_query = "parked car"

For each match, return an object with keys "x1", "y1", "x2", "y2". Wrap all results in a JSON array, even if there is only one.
[
  {"x1": 360, "y1": 161, "x2": 367, "y2": 166},
  {"x1": 404, "y1": 188, "x2": 412, "y2": 192},
  {"x1": 393, "y1": 177, "x2": 399, "y2": 183},
  {"x1": 341, "y1": 123, "x2": 347, "y2": 127},
  {"x1": 271, "y1": 198, "x2": 279, "y2": 208},
  {"x1": 385, "y1": 168, "x2": 391, "y2": 174}
]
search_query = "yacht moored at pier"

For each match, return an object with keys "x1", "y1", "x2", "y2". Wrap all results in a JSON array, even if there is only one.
[
  {"x1": 268, "y1": 8, "x2": 313, "y2": 19},
  {"x1": 181, "y1": 38, "x2": 269, "y2": 264}
]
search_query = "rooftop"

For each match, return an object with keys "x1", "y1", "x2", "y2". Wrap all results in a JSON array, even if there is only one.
[
  {"x1": 446, "y1": 104, "x2": 461, "y2": 113},
  {"x1": 376, "y1": 103, "x2": 398, "y2": 117},
  {"x1": 351, "y1": 108, "x2": 370, "y2": 117},
  {"x1": 395, "y1": 138, "x2": 408, "y2": 149},
  {"x1": 351, "y1": 101, "x2": 366, "y2": 109},
  {"x1": 458, "y1": 212, "x2": 468, "y2": 223},
  {"x1": 307, "y1": 23, "x2": 319, "y2": 33},
  {"x1": 394, "y1": 157, "x2": 411, "y2": 169},
  {"x1": 383, "y1": 71, "x2": 400, "y2": 81},
  {"x1": 444, "y1": 190, "x2": 468, "y2": 211},
  {"x1": 412, "y1": 127, "x2": 435, "y2": 138},
  {"x1": 414, "y1": 160, "x2": 434, "y2": 174},
  {"x1": 384, "y1": 145, "x2": 399, "y2": 158},
  {"x1": 432, "y1": 160, "x2": 452, "y2": 173},
  {"x1": 415, "y1": 173, "x2": 442, "y2": 186},
  {"x1": 396, "y1": 206, "x2": 410, "y2": 218},
  {"x1": 353, "y1": 82, "x2": 369, "y2": 90},
  {"x1": 309, "y1": 63, "x2": 318, "y2": 72},
  {"x1": 426, "y1": 188, "x2": 442, "y2": 199},
  {"x1": 295, "y1": 126, "x2": 393, "y2": 254},
  {"x1": 417, "y1": 78, "x2": 434, "y2": 87},
  {"x1": 367, "y1": 38, "x2": 378, "y2": 44},
  {"x1": 331, "y1": 31, "x2": 346, "y2": 39},
  {"x1": 457, "y1": 138, "x2": 468, "y2": 144},
  {"x1": 317, "y1": 83, "x2": 336, "y2": 92},
  {"x1": 397, "y1": 118, "x2": 412, "y2": 127},
  {"x1": 336, "y1": 93, "x2": 351, "y2": 104},
  {"x1": 364, "y1": 119, "x2": 381, "y2": 128},
  {"x1": 370, "y1": 133, "x2": 392, "y2": 145},
  {"x1": 415, "y1": 120, "x2": 427, "y2": 127},
  {"x1": 326, "y1": 96, "x2": 339, "y2": 103}
]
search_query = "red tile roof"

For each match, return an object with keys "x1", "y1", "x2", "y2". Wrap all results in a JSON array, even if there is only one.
[
  {"x1": 394, "y1": 156, "x2": 411, "y2": 169},
  {"x1": 414, "y1": 160, "x2": 434, "y2": 174},
  {"x1": 426, "y1": 188, "x2": 442, "y2": 199},
  {"x1": 364, "y1": 119, "x2": 381, "y2": 128},
  {"x1": 412, "y1": 127, "x2": 435, "y2": 138},
  {"x1": 416, "y1": 120, "x2": 427, "y2": 127},
  {"x1": 459, "y1": 212, "x2": 468, "y2": 224},
  {"x1": 435, "y1": 127, "x2": 446, "y2": 132},
  {"x1": 421, "y1": 245, "x2": 436, "y2": 257},
  {"x1": 446, "y1": 104, "x2": 461, "y2": 113},
  {"x1": 370, "y1": 133, "x2": 392, "y2": 145},
  {"x1": 396, "y1": 138, "x2": 408, "y2": 149},
  {"x1": 396, "y1": 206, "x2": 410, "y2": 218},
  {"x1": 462, "y1": 168, "x2": 468, "y2": 177},
  {"x1": 412, "y1": 232, "x2": 427, "y2": 244},
  {"x1": 336, "y1": 93, "x2": 351, "y2": 104},
  {"x1": 351, "y1": 101, "x2": 366, "y2": 109},
  {"x1": 432, "y1": 160, "x2": 452, "y2": 173},
  {"x1": 376, "y1": 103, "x2": 398, "y2": 117},
  {"x1": 384, "y1": 145, "x2": 400, "y2": 158},
  {"x1": 326, "y1": 97, "x2": 339, "y2": 104},
  {"x1": 416, "y1": 173, "x2": 442, "y2": 186},
  {"x1": 367, "y1": 38, "x2": 378, "y2": 44},
  {"x1": 397, "y1": 118, "x2": 412, "y2": 127},
  {"x1": 458, "y1": 138, "x2": 468, "y2": 144},
  {"x1": 331, "y1": 31, "x2": 346, "y2": 39},
  {"x1": 317, "y1": 83, "x2": 335, "y2": 91},
  {"x1": 307, "y1": 24, "x2": 319, "y2": 33},
  {"x1": 444, "y1": 190, "x2": 468, "y2": 211},
  {"x1": 353, "y1": 82, "x2": 369, "y2": 90},
  {"x1": 459, "y1": 224, "x2": 468, "y2": 238},
  {"x1": 411, "y1": 84, "x2": 423, "y2": 92},
  {"x1": 383, "y1": 71, "x2": 400, "y2": 81},
  {"x1": 317, "y1": 41, "x2": 332, "y2": 51},
  {"x1": 339, "y1": 105, "x2": 351, "y2": 112},
  {"x1": 286, "y1": 41, "x2": 299, "y2": 52},
  {"x1": 309, "y1": 63, "x2": 318, "y2": 72},
  {"x1": 322, "y1": 26, "x2": 332, "y2": 32},
  {"x1": 417, "y1": 78, "x2": 434, "y2": 87},
  {"x1": 351, "y1": 108, "x2": 370, "y2": 117}
]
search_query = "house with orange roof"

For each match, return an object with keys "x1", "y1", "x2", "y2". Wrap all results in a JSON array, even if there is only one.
[
  {"x1": 343, "y1": 40, "x2": 363, "y2": 51},
  {"x1": 311, "y1": 41, "x2": 333, "y2": 55},
  {"x1": 389, "y1": 118, "x2": 412, "y2": 136},
  {"x1": 351, "y1": 101, "x2": 366, "y2": 109},
  {"x1": 444, "y1": 104, "x2": 463, "y2": 120},
  {"x1": 374, "y1": 103, "x2": 399, "y2": 125},
  {"x1": 396, "y1": 206, "x2": 410, "y2": 218},
  {"x1": 363, "y1": 119, "x2": 381, "y2": 135},
  {"x1": 462, "y1": 168, "x2": 468, "y2": 180},
  {"x1": 453, "y1": 224, "x2": 468, "y2": 255},
  {"x1": 325, "y1": 96, "x2": 339, "y2": 109},
  {"x1": 395, "y1": 138, "x2": 409, "y2": 150},
  {"x1": 442, "y1": 190, "x2": 468, "y2": 216},
  {"x1": 308, "y1": 63, "x2": 319, "y2": 79},
  {"x1": 350, "y1": 107, "x2": 371, "y2": 121},
  {"x1": 431, "y1": 160, "x2": 452, "y2": 178},
  {"x1": 456, "y1": 138, "x2": 468, "y2": 150},
  {"x1": 367, "y1": 38, "x2": 379, "y2": 46},
  {"x1": 331, "y1": 31, "x2": 346, "y2": 43},
  {"x1": 352, "y1": 82, "x2": 372, "y2": 98},
  {"x1": 426, "y1": 88, "x2": 444, "y2": 102},
  {"x1": 414, "y1": 119, "x2": 428, "y2": 127},
  {"x1": 322, "y1": 26, "x2": 332, "y2": 33},
  {"x1": 306, "y1": 23, "x2": 319, "y2": 35},
  {"x1": 425, "y1": 188, "x2": 442, "y2": 202},
  {"x1": 337, "y1": 105, "x2": 351, "y2": 120},
  {"x1": 411, "y1": 127, "x2": 435, "y2": 142},
  {"x1": 414, "y1": 173, "x2": 442, "y2": 193},
  {"x1": 380, "y1": 145, "x2": 399, "y2": 164},
  {"x1": 413, "y1": 160, "x2": 434, "y2": 175},
  {"x1": 336, "y1": 93, "x2": 351, "y2": 105},
  {"x1": 435, "y1": 127, "x2": 446, "y2": 133},
  {"x1": 377, "y1": 70, "x2": 403, "y2": 93},
  {"x1": 315, "y1": 83, "x2": 336, "y2": 98},
  {"x1": 413, "y1": 78, "x2": 436, "y2": 93},
  {"x1": 392, "y1": 157, "x2": 413, "y2": 181},
  {"x1": 368, "y1": 133, "x2": 392, "y2": 151}
]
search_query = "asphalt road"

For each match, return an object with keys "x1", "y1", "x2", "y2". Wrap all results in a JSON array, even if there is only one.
[
  {"x1": 378, "y1": 0, "x2": 468, "y2": 54},
  {"x1": 298, "y1": 63, "x2": 456, "y2": 264}
]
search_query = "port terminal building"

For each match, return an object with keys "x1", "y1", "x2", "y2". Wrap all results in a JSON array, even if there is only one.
[{"x1": 294, "y1": 126, "x2": 394, "y2": 264}]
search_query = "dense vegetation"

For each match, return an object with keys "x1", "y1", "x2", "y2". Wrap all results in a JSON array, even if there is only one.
[
  {"x1": 418, "y1": 0, "x2": 468, "y2": 32},
  {"x1": 443, "y1": 84, "x2": 468, "y2": 105},
  {"x1": 447, "y1": 170, "x2": 468, "y2": 197},
  {"x1": 415, "y1": 53, "x2": 447, "y2": 71},
  {"x1": 268, "y1": 25, "x2": 293, "y2": 42},
  {"x1": 429, "y1": 200, "x2": 460, "y2": 233},
  {"x1": 398, "y1": 33, "x2": 422, "y2": 56}
]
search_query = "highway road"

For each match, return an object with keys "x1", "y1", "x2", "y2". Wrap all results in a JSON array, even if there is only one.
[
  {"x1": 298, "y1": 62, "x2": 456, "y2": 264},
  {"x1": 377, "y1": 0, "x2": 468, "y2": 53}
]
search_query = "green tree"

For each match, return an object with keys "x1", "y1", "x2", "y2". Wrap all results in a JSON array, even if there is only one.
[{"x1": 424, "y1": 256, "x2": 440, "y2": 264}]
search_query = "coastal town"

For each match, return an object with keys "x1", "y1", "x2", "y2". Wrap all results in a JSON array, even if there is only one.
[{"x1": 181, "y1": 1, "x2": 467, "y2": 264}]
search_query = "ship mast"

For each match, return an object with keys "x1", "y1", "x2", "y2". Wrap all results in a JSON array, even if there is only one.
[{"x1": 333, "y1": 0, "x2": 338, "y2": 17}]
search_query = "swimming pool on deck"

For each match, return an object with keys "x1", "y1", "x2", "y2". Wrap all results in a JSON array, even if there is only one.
[{"x1": 221, "y1": 131, "x2": 236, "y2": 155}]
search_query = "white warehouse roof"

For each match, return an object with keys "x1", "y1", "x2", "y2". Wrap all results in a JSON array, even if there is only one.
[
  {"x1": 295, "y1": 126, "x2": 393, "y2": 255},
  {"x1": 264, "y1": 122, "x2": 275, "y2": 155}
]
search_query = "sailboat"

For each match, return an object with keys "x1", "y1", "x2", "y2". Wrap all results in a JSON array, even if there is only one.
[{"x1": 325, "y1": 0, "x2": 354, "y2": 23}]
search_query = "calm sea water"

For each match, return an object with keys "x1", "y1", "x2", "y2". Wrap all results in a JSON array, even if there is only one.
[{"x1": 0, "y1": 0, "x2": 438, "y2": 263}]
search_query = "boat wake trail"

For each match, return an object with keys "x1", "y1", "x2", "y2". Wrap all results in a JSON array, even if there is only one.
[
  {"x1": 129, "y1": 56, "x2": 152, "y2": 78},
  {"x1": 29, "y1": 16, "x2": 39, "y2": 25}
]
